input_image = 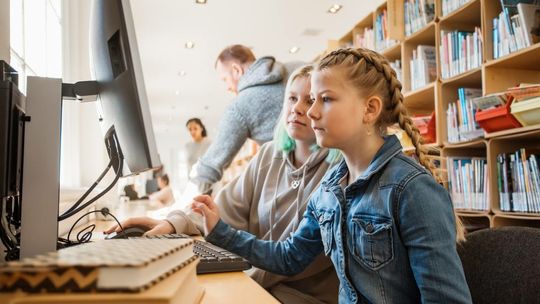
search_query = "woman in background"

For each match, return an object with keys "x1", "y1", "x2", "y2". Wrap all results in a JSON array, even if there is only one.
[{"x1": 185, "y1": 118, "x2": 211, "y2": 175}]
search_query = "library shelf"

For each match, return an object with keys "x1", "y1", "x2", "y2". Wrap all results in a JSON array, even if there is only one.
[
  {"x1": 484, "y1": 43, "x2": 540, "y2": 70},
  {"x1": 438, "y1": 0, "x2": 481, "y2": 26},
  {"x1": 441, "y1": 66, "x2": 482, "y2": 86},
  {"x1": 403, "y1": 82, "x2": 436, "y2": 111}
]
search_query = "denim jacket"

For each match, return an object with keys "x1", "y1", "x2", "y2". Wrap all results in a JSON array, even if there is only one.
[{"x1": 206, "y1": 135, "x2": 472, "y2": 303}]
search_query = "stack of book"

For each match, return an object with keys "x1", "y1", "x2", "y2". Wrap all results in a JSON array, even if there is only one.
[
  {"x1": 497, "y1": 148, "x2": 540, "y2": 213},
  {"x1": 375, "y1": 8, "x2": 399, "y2": 52},
  {"x1": 446, "y1": 87, "x2": 483, "y2": 143},
  {"x1": 493, "y1": 1, "x2": 540, "y2": 59},
  {"x1": 354, "y1": 27, "x2": 375, "y2": 50},
  {"x1": 409, "y1": 45, "x2": 437, "y2": 90},
  {"x1": 442, "y1": 0, "x2": 472, "y2": 16},
  {"x1": 404, "y1": 0, "x2": 436, "y2": 36},
  {"x1": 447, "y1": 157, "x2": 489, "y2": 211},
  {"x1": 439, "y1": 27, "x2": 483, "y2": 79},
  {"x1": 390, "y1": 59, "x2": 403, "y2": 84},
  {"x1": 0, "y1": 238, "x2": 202, "y2": 302}
]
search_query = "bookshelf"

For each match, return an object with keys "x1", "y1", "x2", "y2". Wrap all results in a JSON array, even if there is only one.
[{"x1": 322, "y1": 0, "x2": 540, "y2": 230}]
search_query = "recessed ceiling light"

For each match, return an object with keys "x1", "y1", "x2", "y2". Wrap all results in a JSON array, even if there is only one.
[
  {"x1": 195, "y1": 0, "x2": 207, "y2": 4},
  {"x1": 185, "y1": 41, "x2": 195, "y2": 49},
  {"x1": 289, "y1": 46, "x2": 300, "y2": 54},
  {"x1": 175, "y1": 90, "x2": 180, "y2": 96},
  {"x1": 178, "y1": 70, "x2": 186, "y2": 77},
  {"x1": 327, "y1": 4, "x2": 342, "y2": 14}
]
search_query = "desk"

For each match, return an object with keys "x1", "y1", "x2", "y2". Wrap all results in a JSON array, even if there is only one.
[{"x1": 0, "y1": 201, "x2": 279, "y2": 304}]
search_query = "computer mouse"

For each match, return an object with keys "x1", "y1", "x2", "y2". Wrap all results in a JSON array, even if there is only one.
[{"x1": 105, "y1": 226, "x2": 146, "y2": 239}]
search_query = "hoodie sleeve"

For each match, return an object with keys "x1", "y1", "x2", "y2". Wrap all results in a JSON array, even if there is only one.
[{"x1": 192, "y1": 102, "x2": 250, "y2": 193}]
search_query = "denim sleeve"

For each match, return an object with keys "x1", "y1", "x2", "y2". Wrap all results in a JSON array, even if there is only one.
[
  {"x1": 205, "y1": 201, "x2": 324, "y2": 276},
  {"x1": 397, "y1": 173, "x2": 472, "y2": 304}
]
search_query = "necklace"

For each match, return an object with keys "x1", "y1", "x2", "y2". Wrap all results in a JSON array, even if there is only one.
[{"x1": 291, "y1": 179, "x2": 300, "y2": 189}]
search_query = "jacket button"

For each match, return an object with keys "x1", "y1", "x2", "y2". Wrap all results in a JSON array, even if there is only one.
[{"x1": 366, "y1": 223, "x2": 374, "y2": 233}]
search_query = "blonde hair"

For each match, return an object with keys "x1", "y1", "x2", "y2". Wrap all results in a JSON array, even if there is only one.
[
  {"x1": 316, "y1": 48, "x2": 464, "y2": 242},
  {"x1": 273, "y1": 64, "x2": 340, "y2": 163}
]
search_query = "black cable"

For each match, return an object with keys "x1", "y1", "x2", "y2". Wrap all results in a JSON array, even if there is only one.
[
  {"x1": 58, "y1": 160, "x2": 122, "y2": 221},
  {"x1": 64, "y1": 208, "x2": 126, "y2": 246},
  {"x1": 60, "y1": 160, "x2": 113, "y2": 217}
]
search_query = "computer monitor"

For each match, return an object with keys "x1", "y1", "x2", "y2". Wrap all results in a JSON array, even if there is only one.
[
  {"x1": 89, "y1": 0, "x2": 161, "y2": 175},
  {"x1": 11, "y1": 0, "x2": 162, "y2": 260}
]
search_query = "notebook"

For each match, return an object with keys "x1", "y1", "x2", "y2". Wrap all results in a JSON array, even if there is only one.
[{"x1": 0, "y1": 238, "x2": 197, "y2": 293}]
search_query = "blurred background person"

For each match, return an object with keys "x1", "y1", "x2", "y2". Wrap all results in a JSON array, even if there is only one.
[{"x1": 185, "y1": 118, "x2": 211, "y2": 176}]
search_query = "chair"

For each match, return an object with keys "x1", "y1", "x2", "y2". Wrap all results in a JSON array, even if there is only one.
[{"x1": 457, "y1": 226, "x2": 540, "y2": 304}]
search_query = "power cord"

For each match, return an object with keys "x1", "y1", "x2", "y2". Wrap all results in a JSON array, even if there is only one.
[{"x1": 59, "y1": 207, "x2": 126, "y2": 248}]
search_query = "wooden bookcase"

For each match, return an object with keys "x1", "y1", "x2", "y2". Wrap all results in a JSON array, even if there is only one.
[{"x1": 321, "y1": 0, "x2": 540, "y2": 230}]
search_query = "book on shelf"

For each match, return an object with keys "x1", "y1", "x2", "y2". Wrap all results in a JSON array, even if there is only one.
[
  {"x1": 447, "y1": 157, "x2": 489, "y2": 211},
  {"x1": 497, "y1": 148, "x2": 540, "y2": 213},
  {"x1": 410, "y1": 45, "x2": 436, "y2": 90},
  {"x1": 442, "y1": 0, "x2": 472, "y2": 17},
  {"x1": 412, "y1": 112, "x2": 436, "y2": 143},
  {"x1": 375, "y1": 8, "x2": 399, "y2": 52},
  {"x1": 439, "y1": 28, "x2": 483, "y2": 79},
  {"x1": 471, "y1": 92, "x2": 508, "y2": 110},
  {"x1": 493, "y1": 2, "x2": 540, "y2": 59},
  {"x1": 446, "y1": 88, "x2": 483, "y2": 143},
  {"x1": 0, "y1": 238, "x2": 199, "y2": 293},
  {"x1": 404, "y1": 0, "x2": 436, "y2": 36},
  {"x1": 389, "y1": 59, "x2": 403, "y2": 84},
  {"x1": 354, "y1": 27, "x2": 375, "y2": 50}
]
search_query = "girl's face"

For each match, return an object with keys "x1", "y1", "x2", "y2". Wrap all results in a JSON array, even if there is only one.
[
  {"x1": 308, "y1": 68, "x2": 368, "y2": 150},
  {"x1": 187, "y1": 122, "x2": 203, "y2": 141},
  {"x1": 285, "y1": 76, "x2": 316, "y2": 143}
]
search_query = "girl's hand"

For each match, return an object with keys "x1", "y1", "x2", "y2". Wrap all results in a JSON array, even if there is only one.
[
  {"x1": 104, "y1": 216, "x2": 175, "y2": 236},
  {"x1": 191, "y1": 195, "x2": 220, "y2": 235}
]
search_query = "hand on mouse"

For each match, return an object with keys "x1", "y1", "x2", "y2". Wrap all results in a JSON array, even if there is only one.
[{"x1": 104, "y1": 216, "x2": 175, "y2": 236}]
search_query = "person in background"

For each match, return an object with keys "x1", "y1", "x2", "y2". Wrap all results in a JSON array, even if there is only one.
[
  {"x1": 106, "y1": 65, "x2": 340, "y2": 303},
  {"x1": 148, "y1": 174, "x2": 174, "y2": 206},
  {"x1": 185, "y1": 118, "x2": 211, "y2": 175},
  {"x1": 191, "y1": 48, "x2": 472, "y2": 303},
  {"x1": 191, "y1": 44, "x2": 301, "y2": 194}
]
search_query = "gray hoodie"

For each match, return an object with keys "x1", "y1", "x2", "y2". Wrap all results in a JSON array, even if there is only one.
[
  {"x1": 192, "y1": 56, "x2": 300, "y2": 193},
  {"x1": 167, "y1": 142, "x2": 339, "y2": 304}
]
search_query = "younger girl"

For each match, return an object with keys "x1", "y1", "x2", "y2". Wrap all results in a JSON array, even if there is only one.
[{"x1": 192, "y1": 48, "x2": 472, "y2": 303}]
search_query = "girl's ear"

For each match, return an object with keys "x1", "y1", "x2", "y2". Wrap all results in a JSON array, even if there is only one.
[{"x1": 362, "y1": 96, "x2": 383, "y2": 125}]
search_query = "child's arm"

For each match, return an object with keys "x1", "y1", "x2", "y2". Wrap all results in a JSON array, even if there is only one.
[
  {"x1": 192, "y1": 195, "x2": 324, "y2": 276},
  {"x1": 398, "y1": 173, "x2": 472, "y2": 304}
]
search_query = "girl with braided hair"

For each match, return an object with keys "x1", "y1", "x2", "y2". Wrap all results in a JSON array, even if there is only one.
[{"x1": 191, "y1": 48, "x2": 472, "y2": 304}]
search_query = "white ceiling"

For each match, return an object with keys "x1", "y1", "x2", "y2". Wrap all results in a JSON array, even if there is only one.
[{"x1": 130, "y1": 0, "x2": 384, "y2": 136}]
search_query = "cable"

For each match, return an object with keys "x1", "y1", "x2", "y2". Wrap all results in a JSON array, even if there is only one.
[
  {"x1": 63, "y1": 208, "x2": 126, "y2": 246},
  {"x1": 58, "y1": 159, "x2": 123, "y2": 221},
  {"x1": 60, "y1": 160, "x2": 113, "y2": 217}
]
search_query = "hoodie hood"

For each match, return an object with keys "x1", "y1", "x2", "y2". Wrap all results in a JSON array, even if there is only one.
[{"x1": 237, "y1": 56, "x2": 286, "y2": 92}]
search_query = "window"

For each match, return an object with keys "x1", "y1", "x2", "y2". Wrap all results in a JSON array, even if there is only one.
[{"x1": 10, "y1": 0, "x2": 62, "y2": 93}]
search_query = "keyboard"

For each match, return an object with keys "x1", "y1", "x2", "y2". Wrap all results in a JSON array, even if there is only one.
[{"x1": 144, "y1": 234, "x2": 251, "y2": 274}]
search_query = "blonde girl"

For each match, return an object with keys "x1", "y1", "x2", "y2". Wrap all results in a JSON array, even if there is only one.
[{"x1": 192, "y1": 48, "x2": 472, "y2": 304}]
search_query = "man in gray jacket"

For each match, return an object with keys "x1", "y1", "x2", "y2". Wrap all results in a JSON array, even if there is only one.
[{"x1": 193, "y1": 44, "x2": 296, "y2": 193}]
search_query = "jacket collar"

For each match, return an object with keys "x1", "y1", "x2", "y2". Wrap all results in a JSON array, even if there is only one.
[{"x1": 322, "y1": 135, "x2": 403, "y2": 190}]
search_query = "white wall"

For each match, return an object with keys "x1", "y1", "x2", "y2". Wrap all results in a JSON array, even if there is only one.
[{"x1": 0, "y1": 0, "x2": 9, "y2": 62}]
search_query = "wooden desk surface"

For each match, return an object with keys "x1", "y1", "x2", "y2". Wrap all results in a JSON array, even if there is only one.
[{"x1": 1, "y1": 202, "x2": 279, "y2": 304}]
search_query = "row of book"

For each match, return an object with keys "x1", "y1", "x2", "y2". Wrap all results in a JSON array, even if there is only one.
[
  {"x1": 446, "y1": 87, "x2": 483, "y2": 143},
  {"x1": 441, "y1": 0, "x2": 472, "y2": 17},
  {"x1": 389, "y1": 59, "x2": 403, "y2": 84},
  {"x1": 447, "y1": 157, "x2": 489, "y2": 211},
  {"x1": 493, "y1": 2, "x2": 540, "y2": 59},
  {"x1": 353, "y1": 27, "x2": 375, "y2": 51},
  {"x1": 497, "y1": 149, "x2": 540, "y2": 213},
  {"x1": 404, "y1": 0, "x2": 436, "y2": 36},
  {"x1": 409, "y1": 45, "x2": 436, "y2": 90},
  {"x1": 439, "y1": 27, "x2": 483, "y2": 79},
  {"x1": 375, "y1": 8, "x2": 399, "y2": 52}
]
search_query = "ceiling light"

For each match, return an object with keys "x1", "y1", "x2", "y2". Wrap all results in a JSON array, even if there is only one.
[
  {"x1": 178, "y1": 70, "x2": 186, "y2": 77},
  {"x1": 195, "y1": 0, "x2": 207, "y2": 3},
  {"x1": 185, "y1": 41, "x2": 195, "y2": 49},
  {"x1": 327, "y1": 4, "x2": 342, "y2": 14},
  {"x1": 175, "y1": 90, "x2": 180, "y2": 96},
  {"x1": 289, "y1": 46, "x2": 300, "y2": 54}
]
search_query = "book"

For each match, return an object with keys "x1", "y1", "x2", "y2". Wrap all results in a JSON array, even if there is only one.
[
  {"x1": 472, "y1": 92, "x2": 508, "y2": 110},
  {"x1": 0, "y1": 238, "x2": 198, "y2": 293},
  {"x1": 518, "y1": 3, "x2": 540, "y2": 45}
]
